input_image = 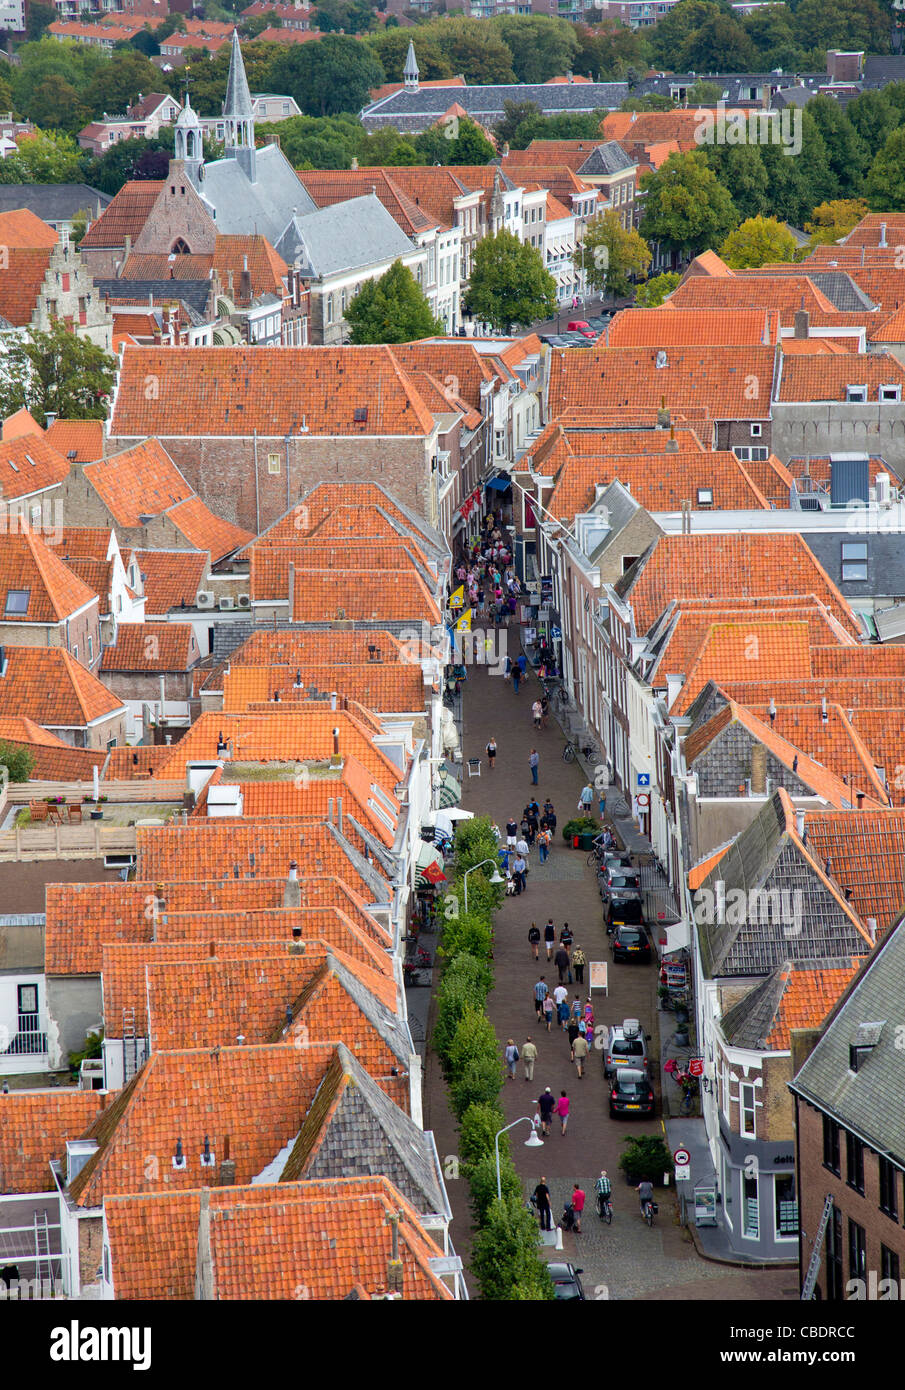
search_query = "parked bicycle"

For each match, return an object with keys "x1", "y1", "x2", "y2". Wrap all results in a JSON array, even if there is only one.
[{"x1": 563, "y1": 740, "x2": 598, "y2": 764}]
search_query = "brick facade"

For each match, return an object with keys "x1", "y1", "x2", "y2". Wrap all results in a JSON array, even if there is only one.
[
  {"x1": 0, "y1": 600, "x2": 102, "y2": 671},
  {"x1": 692, "y1": 723, "x2": 812, "y2": 799}
]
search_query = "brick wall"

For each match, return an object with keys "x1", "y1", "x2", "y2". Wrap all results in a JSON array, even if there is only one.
[
  {"x1": 78, "y1": 1214, "x2": 104, "y2": 1288},
  {"x1": 107, "y1": 434, "x2": 438, "y2": 534},
  {"x1": 693, "y1": 723, "x2": 812, "y2": 798},
  {"x1": 718, "y1": 420, "x2": 772, "y2": 452},
  {"x1": 35, "y1": 242, "x2": 113, "y2": 352},
  {"x1": 102, "y1": 671, "x2": 195, "y2": 703},
  {"x1": 0, "y1": 601, "x2": 101, "y2": 668},
  {"x1": 135, "y1": 164, "x2": 217, "y2": 257}
]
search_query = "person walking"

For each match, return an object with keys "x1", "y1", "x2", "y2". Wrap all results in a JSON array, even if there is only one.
[
  {"x1": 486, "y1": 737, "x2": 497, "y2": 769},
  {"x1": 533, "y1": 976, "x2": 548, "y2": 1022},
  {"x1": 542, "y1": 994, "x2": 554, "y2": 1031},
  {"x1": 571, "y1": 944, "x2": 586, "y2": 985},
  {"x1": 554, "y1": 944, "x2": 571, "y2": 986},
  {"x1": 584, "y1": 1000, "x2": 595, "y2": 1033},
  {"x1": 512, "y1": 664, "x2": 521, "y2": 694},
  {"x1": 567, "y1": 1016, "x2": 580, "y2": 1050},
  {"x1": 504, "y1": 1038, "x2": 519, "y2": 1081},
  {"x1": 571, "y1": 995, "x2": 583, "y2": 1022},
  {"x1": 505, "y1": 816, "x2": 518, "y2": 849},
  {"x1": 512, "y1": 853, "x2": 527, "y2": 895},
  {"x1": 571, "y1": 1182, "x2": 585, "y2": 1233},
  {"x1": 540, "y1": 694, "x2": 549, "y2": 728},
  {"x1": 543, "y1": 919, "x2": 556, "y2": 959},
  {"x1": 515, "y1": 835, "x2": 530, "y2": 861},
  {"x1": 523, "y1": 1036, "x2": 538, "y2": 1082},
  {"x1": 572, "y1": 1029, "x2": 589, "y2": 1078},
  {"x1": 537, "y1": 1090, "x2": 556, "y2": 1139},
  {"x1": 517, "y1": 653, "x2": 527, "y2": 680},
  {"x1": 578, "y1": 782, "x2": 594, "y2": 814},
  {"x1": 532, "y1": 699, "x2": 542, "y2": 730},
  {"x1": 556, "y1": 1090, "x2": 570, "y2": 1136},
  {"x1": 528, "y1": 922, "x2": 541, "y2": 961},
  {"x1": 542, "y1": 799, "x2": 556, "y2": 834},
  {"x1": 529, "y1": 748, "x2": 539, "y2": 785},
  {"x1": 536, "y1": 825, "x2": 551, "y2": 863},
  {"x1": 534, "y1": 1175, "x2": 553, "y2": 1230},
  {"x1": 557, "y1": 996, "x2": 570, "y2": 1031},
  {"x1": 560, "y1": 922, "x2": 573, "y2": 951}
]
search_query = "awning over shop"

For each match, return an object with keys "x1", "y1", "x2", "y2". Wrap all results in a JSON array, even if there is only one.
[
  {"x1": 416, "y1": 841, "x2": 447, "y2": 887},
  {"x1": 436, "y1": 767, "x2": 461, "y2": 808},
  {"x1": 485, "y1": 477, "x2": 511, "y2": 493},
  {"x1": 422, "y1": 809, "x2": 454, "y2": 845}
]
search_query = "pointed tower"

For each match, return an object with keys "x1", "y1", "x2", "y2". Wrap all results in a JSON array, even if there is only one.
[
  {"x1": 403, "y1": 40, "x2": 419, "y2": 92},
  {"x1": 174, "y1": 93, "x2": 203, "y2": 186},
  {"x1": 223, "y1": 28, "x2": 255, "y2": 182}
]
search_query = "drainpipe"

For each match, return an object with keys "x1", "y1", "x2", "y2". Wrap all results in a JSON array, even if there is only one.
[{"x1": 253, "y1": 428, "x2": 260, "y2": 536}]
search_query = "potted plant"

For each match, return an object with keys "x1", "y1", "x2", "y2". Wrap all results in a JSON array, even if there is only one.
[
  {"x1": 618, "y1": 1134, "x2": 673, "y2": 1186},
  {"x1": 561, "y1": 815, "x2": 599, "y2": 847}
]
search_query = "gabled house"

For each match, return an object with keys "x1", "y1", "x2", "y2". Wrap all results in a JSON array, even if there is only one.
[
  {"x1": 0, "y1": 209, "x2": 112, "y2": 350},
  {"x1": 100, "y1": 621, "x2": 202, "y2": 742}
]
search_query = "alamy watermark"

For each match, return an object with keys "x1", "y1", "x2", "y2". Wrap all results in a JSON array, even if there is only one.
[
  {"x1": 694, "y1": 103, "x2": 802, "y2": 158},
  {"x1": 693, "y1": 882, "x2": 804, "y2": 938}
]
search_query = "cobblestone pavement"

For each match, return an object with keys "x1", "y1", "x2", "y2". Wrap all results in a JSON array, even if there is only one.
[{"x1": 423, "y1": 662, "x2": 796, "y2": 1301}]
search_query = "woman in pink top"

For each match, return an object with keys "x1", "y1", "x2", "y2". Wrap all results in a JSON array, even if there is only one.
[
  {"x1": 556, "y1": 1090, "x2": 570, "y2": 1135},
  {"x1": 571, "y1": 1182, "x2": 585, "y2": 1233}
]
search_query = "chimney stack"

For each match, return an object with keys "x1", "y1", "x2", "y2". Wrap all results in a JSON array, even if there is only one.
[
  {"x1": 283, "y1": 860, "x2": 301, "y2": 909},
  {"x1": 218, "y1": 1135, "x2": 236, "y2": 1187},
  {"x1": 794, "y1": 309, "x2": 809, "y2": 340},
  {"x1": 665, "y1": 425, "x2": 678, "y2": 453}
]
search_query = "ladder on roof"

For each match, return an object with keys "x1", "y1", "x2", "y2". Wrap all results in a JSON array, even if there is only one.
[
  {"x1": 122, "y1": 1007, "x2": 138, "y2": 1084},
  {"x1": 801, "y1": 1193, "x2": 834, "y2": 1301},
  {"x1": 33, "y1": 1211, "x2": 52, "y2": 1290}
]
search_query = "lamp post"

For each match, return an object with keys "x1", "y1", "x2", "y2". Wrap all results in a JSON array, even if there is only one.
[
  {"x1": 495, "y1": 1117, "x2": 544, "y2": 1201},
  {"x1": 462, "y1": 857, "x2": 504, "y2": 913}
]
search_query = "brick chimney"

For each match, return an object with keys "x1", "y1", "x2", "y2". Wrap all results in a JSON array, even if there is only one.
[
  {"x1": 794, "y1": 309, "x2": 809, "y2": 339},
  {"x1": 218, "y1": 1134, "x2": 236, "y2": 1187}
]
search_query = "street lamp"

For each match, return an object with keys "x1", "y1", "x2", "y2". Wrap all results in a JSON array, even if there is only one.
[
  {"x1": 495, "y1": 1117, "x2": 544, "y2": 1201},
  {"x1": 462, "y1": 857, "x2": 504, "y2": 913}
]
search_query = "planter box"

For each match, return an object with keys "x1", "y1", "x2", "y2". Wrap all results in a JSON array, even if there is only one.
[{"x1": 90, "y1": 810, "x2": 103, "y2": 820}]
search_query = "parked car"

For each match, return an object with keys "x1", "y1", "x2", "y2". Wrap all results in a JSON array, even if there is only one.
[
  {"x1": 561, "y1": 331, "x2": 594, "y2": 347},
  {"x1": 603, "y1": 1019, "x2": 651, "y2": 1078},
  {"x1": 585, "y1": 314, "x2": 611, "y2": 332},
  {"x1": 601, "y1": 867, "x2": 642, "y2": 897},
  {"x1": 567, "y1": 320, "x2": 596, "y2": 338},
  {"x1": 547, "y1": 1262, "x2": 586, "y2": 1299},
  {"x1": 609, "y1": 1066, "x2": 656, "y2": 1119},
  {"x1": 605, "y1": 897, "x2": 645, "y2": 935},
  {"x1": 541, "y1": 333, "x2": 568, "y2": 346},
  {"x1": 600, "y1": 850, "x2": 633, "y2": 873},
  {"x1": 611, "y1": 921, "x2": 651, "y2": 962}
]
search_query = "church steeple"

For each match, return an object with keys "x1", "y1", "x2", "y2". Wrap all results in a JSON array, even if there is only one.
[
  {"x1": 403, "y1": 40, "x2": 419, "y2": 92},
  {"x1": 174, "y1": 92, "x2": 203, "y2": 185},
  {"x1": 223, "y1": 28, "x2": 255, "y2": 182}
]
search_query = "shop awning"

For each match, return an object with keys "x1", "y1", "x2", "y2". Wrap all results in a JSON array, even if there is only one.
[
  {"x1": 436, "y1": 767, "x2": 461, "y2": 808},
  {"x1": 422, "y1": 809, "x2": 454, "y2": 845},
  {"x1": 416, "y1": 841, "x2": 447, "y2": 887},
  {"x1": 485, "y1": 476, "x2": 511, "y2": 493}
]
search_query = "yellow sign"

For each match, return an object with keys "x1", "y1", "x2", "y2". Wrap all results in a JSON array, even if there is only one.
[
  {"x1": 454, "y1": 608, "x2": 473, "y2": 632},
  {"x1": 449, "y1": 585, "x2": 465, "y2": 610}
]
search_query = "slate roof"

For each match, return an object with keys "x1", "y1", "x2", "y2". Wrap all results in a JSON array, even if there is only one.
[
  {"x1": 0, "y1": 184, "x2": 110, "y2": 224},
  {"x1": 362, "y1": 81, "x2": 629, "y2": 131},
  {"x1": 789, "y1": 916, "x2": 905, "y2": 1161},
  {"x1": 282, "y1": 194, "x2": 417, "y2": 280},
  {"x1": 195, "y1": 141, "x2": 316, "y2": 245},
  {"x1": 95, "y1": 279, "x2": 212, "y2": 316}
]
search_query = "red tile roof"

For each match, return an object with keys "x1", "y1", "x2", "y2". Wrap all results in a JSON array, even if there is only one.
[
  {"x1": 547, "y1": 345, "x2": 777, "y2": 420},
  {"x1": 762, "y1": 958, "x2": 865, "y2": 1048},
  {"x1": 0, "y1": 716, "x2": 105, "y2": 780},
  {"x1": 0, "y1": 433, "x2": 70, "y2": 498},
  {"x1": 607, "y1": 307, "x2": 780, "y2": 348},
  {"x1": 0, "y1": 1089, "x2": 103, "y2": 1194},
  {"x1": 101, "y1": 622, "x2": 200, "y2": 673},
  {"x1": 109, "y1": 347, "x2": 437, "y2": 438},
  {"x1": 777, "y1": 353, "x2": 905, "y2": 402},
  {"x1": 222, "y1": 663, "x2": 427, "y2": 714},
  {"x1": 297, "y1": 169, "x2": 442, "y2": 236},
  {"x1": 0, "y1": 646, "x2": 124, "y2": 727},
  {"x1": 167, "y1": 495, "x2": 253, "y2": 560},
  {"x1": 80, "y1": 182, "x2": 164, "y2": 249},
  {"x1": 290, "y1": 570, "x2": 441, "y2": 625},
  {"x1": 134, "y1": 550, "x2": 208, "y2": 613},
  {"x1": 0, "y1": 530, "x2": 97, "y2": 623},
  {"x1": 547, "y1": 449, "x2": 777, "y2": 518}
]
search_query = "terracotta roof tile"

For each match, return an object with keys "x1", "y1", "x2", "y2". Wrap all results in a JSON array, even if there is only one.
[
  {"x1": 290, "y1": 570, "x2": 441, "y2": 624},
  {"x1": 297, "y1": 169, "x2": 441, "y2": 235},
  {"x1": 795, "y1": 807, "x2": 905, "y2": 934},
  {"x1": 763, "y1": 959, "x2": 864, "y2": 1049},
  {"x1": 546, "y1": 345, "x2": 777, "y2": 420},
  {"x1": 0, "y1": 434, "x2": 71, "y2": 498},
  {"x1": 1, "y1": 408, "x2": 42, "y2": 441},
  {"x1": 0, "y1": 531, "x2": 97, "y2": 622},
  {"x1": 166, "y1": 495, "x2": 253, "y2": 560},
  {"x1": 608, "y1": 307, "x2": 779, "y2": 348},
  {"x1": 101, "y1": 622, "x2": 200, "y2": 673},
  {"x1": 82, "y1": 440, "x2": 193, "y2": 525},
  {"x1": 667, "y1": 274, "x2": 838, "y2": 322},
  {"x1": 80, "y1": 181, "x2": 163, "y2": 249},
  {"x1": 0, "y1": 716, "x2": 105, "y2": 780},
  {"x1": 214, "y1": 629, "x2": 407, "y2": 674},
  {"x1": 0, "y1": 645, "x2": 124, "y2": 726},
  {"x1": 0, "y1": 1089, "x2": 102, "y2": 1194},
  {"x1": 109, "y1": 346, "x2": 437, "y2": 438},
  {"x1": 547, "y1": 449, "x2": 774, "y2": 518},
  {"x1": 674, "y1": 621, "x2": 814, "y2": 715},
  {"x1": 222, "y1": 663, "x2": 426, "y2": 715},
  {"x1": 777, "y1": 353, "x2": 905, "y2": 402},
  {"x1": 249, "y1": 538, "x2": 435, "y2": 602},
  {"x1": 134, "y1": 550, "x2": 208, "y2": 614}
]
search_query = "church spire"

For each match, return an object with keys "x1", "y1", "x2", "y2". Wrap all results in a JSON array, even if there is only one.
[
  {"x1": 223, "y1": 28, "x2": 255, "y2": 181},
  {"x1": 403, "y1": 40, "x2": 419, "y2": 92}
]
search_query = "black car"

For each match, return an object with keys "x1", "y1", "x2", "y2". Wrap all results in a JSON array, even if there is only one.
[
  {"x1": 605, "y1": 897, "x2": 645, "y2": 934},
  {"x1": 609, "y1": 1067, "x2": 656, "y2": 1119},
  {"x1": 611, "y1": 922, "x2": 651, "y2": 962},
  {"x1": 547, "y1": 1262, "x2": 586, "y2": 1300}
]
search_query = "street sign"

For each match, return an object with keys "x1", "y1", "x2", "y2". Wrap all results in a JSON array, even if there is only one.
[
  {"x1": 636, "y1": 792, "x2": 650, "y2": 810},
  {"x1": 551, "y1": 625, "x2": 562, "y2": 640},
  {"x1": 674, "y1": 1163, "x2": 691, "y2": 1182},
  {"x1": 688, "y1": 1058, "x2": 704, "y2": 1078},
  {"x1": 636, "y1": 772, "x2": 650, "y2": 787},
  {"x1": 673, "y1": 1147, "x2": 691, "y2": 1167}
]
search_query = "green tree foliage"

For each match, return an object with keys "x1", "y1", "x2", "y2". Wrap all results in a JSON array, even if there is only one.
[
  {"x1": 618, "y1": 1134, "x2": 673, "y2": 1183},
  {"x1": 719, "y1": 214, "x2": 798, "y2": 267},
  {"x1": 488, "y1": 15, "x2": 579, "y2": 85},
  {"x1": 313, "y1": 0, "x2": 376, "y2": 34},
  {"x1": 25, "y1": 76, "x2": 90, "y2": 136},
  {"x1": 501, "y1": 108, "x2": 609, "y2": 150},
  {"x1": 620, "y1": 94, "x2": 676, "y2": 112},
  {"x1": 346, "y1": 260, "x2": 444, "y2": 344},
  {"x1": 794, "y1": 0, "x2": 892, "y2": 54},
  {"x1": 845, "y1": 89, "x2": 900, "y2": 154},
  {"x1": 25, "y1": 0, "x2": 55, "y2": 41},
  {"x1": 257, "y1": 112, "x2": 364, "y2": 169},
  {"x1": 573, "y1": 19, "x2": 651, "y2": 81},
  {"x1": 0, "y1": 71, "x2": 14, "y2": 115},
  {"x1": 0, "y1": 321, "x2": 116, "y2": 427},
  {"x1": 757, "y1": 111, "x2": 834, "y2": 226},
  {"x1": 639, "y1": 150, "x2": 737, "y2": 257},
  {"x1": 85, "y1": 49, "x2": 162, "y2": 117},
  {"x1": 268, "y1": 34, "x2": 384, "y2": 117},
  {"x1": 742, "y1": 3, "x2": 802, "y2": 70},
  {"x1": 494, "y1": 99, "x2": 543, "y2": 148},
  {"x1": 646, "y1": 0, "x2": 728, "y2": 68},
  {"x1": 0, "y1": 741, "x2": 35, "y2": 783},
  {"x1": 635, "y1": 271, "x2": 680, "y2": 306},
  {"x1": 437, "y1": 909, "x2": 494, "y2": 962},
  {"x1": 467, "y1": 1151, "x2": 523, "y2": 1226},
  {"x1": 803, "y1": 198, "x2": 868, "y2": 247},
  {"x1": 459, "y1": 1100, "x2": 507, "y2": 1170},
  {"x1": 472, "y1": 1196, "x2": 556, "y2": 1301},
  {"x1": 804, "y1": 96, "x2": 870, "y2": 200},
  {"x1": 365, "y1": 29, "x2": 453, "y2": 83},
  {"x1": 14, "y1": 130, "x2": 84, "y2": 182},
  {"x1": 580, "y1": 210, "x2": 651, "y2": 299},
  {"x1": 83, "y1": 130, "x2": 181, "y2": 196},
  {"x1": 466, "y1": 229, "x2": 556, "y2": 332},
  {"x1": 129, "y1": 29, "x2": 161, "y2": 58},
  {"x1": 432, "y1": 17, "x2": 516, "y2": 85},
  {"x1": 701, "y1": 142, "x2": 769, "y2": 222},
  {"x1": 681, "y1": 13, "x2": 757, "y2": 70},
  {"x1": 70, "y1": 209, "x2": 88, "y2": 245},
  {"x1": 444, "y1": 117, "x2": 496, "y2": 164},
  {"x1": 688, "y1": 80, "x2": 722, "y2": 104},
  {"x1": 864, "y1": 127, "x2": 905, "y2": 212}
]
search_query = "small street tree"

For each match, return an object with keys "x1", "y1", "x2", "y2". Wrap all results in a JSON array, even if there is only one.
[
  {"x1": 718, "y1": 214, "x2": 799, "y2": 268},
  {"x1": 346, "y1": 260, "x2": 444, "y2": 344},
  {"x1": 0, "y1": 321, "x2": 116, "y2": 427},
  {"x1": 465, "y1": 229, "x2": 557, "y2": 333},
  {"x1": 634, "y1": 271, "x2": 680, "y2": 306},
  {"x1": 579, "y1": 210, "x2": 651, "y2": 302},
  {"x1": 639, "y1": 150, "x2": 737, "y2": 260}
]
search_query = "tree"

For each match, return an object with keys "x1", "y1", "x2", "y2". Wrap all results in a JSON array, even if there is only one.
[
  {"x1": 701, "y1": 142, "x2": 769, "y2": 222},
  {"x1": 688, "y1": 80, "x2": 722, "y2": 104},
  {"x1": 15, "y1": 130, "x2": 84, "y2": 183},
  {"x1": 0, "y1": 741, "x2": 35, "y2": 783},
  {"x1": 580, "y1": 210, "x2": 651, "y2": 300},
  {"x1": 358, "y1": 124, "x2": 419, "y2": 166},
  {"x1": 0, "y1": 71, "x2": 14, "y2": 116},
  {"x1": 757, "y1": 111, "x2": 834, "y2": 226},
  {"x1": 432, "y1": 17, "x2": 516, "y2": 85},
  {"x1": 495, "y1": 99, "x2": 543, "y2": 149},
  {"x1": 269, "y1": 35, "x2": 384, "y2": 117},
  {"x1": 86, "y1": 50, "x2": 162, "y2": 117},
  {"x1": 719, "y1": 214, "x2": 798, "y2": 268},
  {"x1": 25, "y1": 0, "x2": 55, "y2": 41},
  {"x1": 154, "y1": 13, "x2": 186, "y2": 41},
  {"x1": 805, "y1": 96, "x2": 869, "y2": 200},
  {"x1": 0, "y1": 322, "x2": 116, "y2": 427},
  {"x1": 489, "y1": 15, "x2": 579, "y2": 85},
  {"x1": 639, "y1": 151, "x2": 737, "y2": 258},
  {"x1": 620, "y1": 94, "x2": 675, "y2": 112},
  {"x1": 845, "y1": 89, "x2": 899, "y2": 154},
  {"x1": 445, "y1": 116, "x2": 495, "y2": 165},
  {"x1": 465, "y1": 229, "x2": 557, "y2": 333},
  {"x1": 83, "y1": 131, "x2": 179, "y2": 196},
  {"x1": 794, "y1": 0, "x2": 892, "y2": 54},
  {"x1": 24, "y1": 77, "x2": 90, "y2": 137},
  {"x1": 743, "y1": 3, "x2": 802, "y2": 69},
  {"x1": 70, "y1": 209, "x2": 89, "y2": 246},
  {"x1": 680, "y1": 13, "x2": 756, "y2": 71},
  {"x1": 129, "y1": 29, "x2": 161, "y2": 58},
  {"x1": 471, "y1": 1195, "x2": 556, "y2": 1301},
  {"x1": 864, "y1": 127, "x2": 905, "y2": 212},
  {"x1": 647, "y1": 0, "x2": 729, "y2": 67},
  {"x1": 573, "y1": 19, "x2": 650, "y2": 82},
  {"x1": 313, "y1": 0, "x2": 376, "y2": 34},
  {"x1": 365, "y1": 29, "x2": 453, "y2": 83},
  {"x1": 635, "y1": 271, "x2": 680, "y2": 306},
  {"x1": 803, "y1": 198, "x2": 868, "y2": 248},
  {"x1": 346, "y1": 260, "x2": 444, "y2": 345}
]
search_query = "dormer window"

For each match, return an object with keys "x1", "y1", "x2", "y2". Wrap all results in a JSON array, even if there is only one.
[
  {"x1": 845, "y1": 385, "x2": 867, "y2": 402},
  {"x1": 696, "y1": 488, "x2": 713, "y2": 507},
  {"x1": 879, "y1": 384, "x2": 901, "y2": 402}
]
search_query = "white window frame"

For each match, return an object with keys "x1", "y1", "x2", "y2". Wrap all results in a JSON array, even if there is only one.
[{"x1": 739, "y1": 1081, "x2": 757, "y2": 1138}]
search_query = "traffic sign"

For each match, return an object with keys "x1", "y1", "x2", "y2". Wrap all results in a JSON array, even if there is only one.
[
  {"x1": 688, "y1": 1058, "x2": 704, "y2": 1078},
  {"x1": 636, "y1": 772, "x2": 650, "y2": 787},
  {"x1": 673, "y1": 1147, "x2": 691, "y2": 1167},
  {"x1": 551, "y1": 625, "x2": 562, "y2": 640},
  {"x1": 636, "y1": 792, "x2": 650, "y2": 810},
  {"x1": 674, "y1": 1163, "x2": 691, "y2": 1182}
]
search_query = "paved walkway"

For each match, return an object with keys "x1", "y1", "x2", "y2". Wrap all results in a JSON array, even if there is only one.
[{"x1": 422, "y1": 662, "x2": 796, "y2": 1300}]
